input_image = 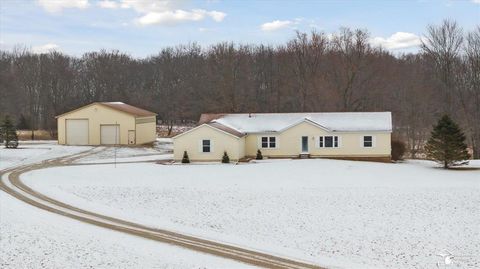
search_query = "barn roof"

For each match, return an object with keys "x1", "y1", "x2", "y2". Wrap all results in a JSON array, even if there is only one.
[
  {"x1": 55, "y1": 102, "x2": 157, "y2": 118},
  {"x1": 199, "y1": 112, "x2": 392, "y2": 133},
  {"x1": 99, "y1": 102, "x2": 157, "y2": 117}
]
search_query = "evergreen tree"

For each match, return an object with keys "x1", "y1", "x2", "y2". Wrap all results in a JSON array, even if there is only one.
[
  {"x1": 181, "y1": 151, "x2": 190, "y2": 163},
  {"x1": 256, "y1": 149, "x2": 263, "y2": 160},
  {"x1": 2, "y1": 116, "x2": 18, "y2": 148},
  {"x1": 222, "y1": 151, "x2": 230, "y2": 163},
  {"x1": 425, "y1": 115, "x2": 470, "y2": 168}
]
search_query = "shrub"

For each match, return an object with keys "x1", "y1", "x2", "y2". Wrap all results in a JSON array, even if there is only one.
[
  {"x1": 181, "y1": 151, "x2": 190, "y2": 163},
  {"x1": 391, "y1": 140, "x2": 406, "y2": 161},
  {"x1": 256, "y1": 149, "x2": 263, "y2": 160},
  {"x1": 222, "y1": 151, "x2": 230, "y2": 163}
]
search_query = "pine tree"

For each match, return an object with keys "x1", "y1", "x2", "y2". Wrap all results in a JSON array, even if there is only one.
[
  {"x1": 181, "y1": 151, "x2": 190, "y2": 163},
  {"x1": 425, "y1": 115, "x2": 470, "y2": 168},
  {"x1": 2, "y1": 116, "x2": 18, "y2": 148},
  {"x1": 222, "y1": 151, "x2": 230, "y2": 163},
  {"x1": 256, "y1": 149, "x2": 263, "y2": 160}
]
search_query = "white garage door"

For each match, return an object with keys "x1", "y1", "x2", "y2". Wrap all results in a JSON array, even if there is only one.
[
  {"x1": 66, "y1": 119, "x2": 88, "y2": 145},
  {"x1": 100, "y1": 125, "x2": 120, "y2": 145}
]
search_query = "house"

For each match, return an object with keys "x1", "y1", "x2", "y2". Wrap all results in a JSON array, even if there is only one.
[
  {"x1": 56, "y1": 102, "x2": 157, "y2": 146},
  {"x1": 173, "y1": 112, "x2": 392, "y2": 162}
]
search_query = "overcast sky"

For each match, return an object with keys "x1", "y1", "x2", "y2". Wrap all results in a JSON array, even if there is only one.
[{"x1": 0, "y1": 0, "x2": 479, "y2": 57}]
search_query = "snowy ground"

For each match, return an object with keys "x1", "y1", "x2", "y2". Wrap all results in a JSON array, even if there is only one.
[
  {"x1": 20, "y1": 148, "x2": 480, "y2": 269},
  {"x1": 1, "y1": 141, "x2": 251, "y2": 269}
]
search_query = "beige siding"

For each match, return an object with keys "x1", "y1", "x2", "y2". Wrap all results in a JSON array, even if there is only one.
[
  {"x1": 58, "y1": 104, "x2": 135, "y2": 145},
  {"x1": 173, "y1": 125, "x2": 242, "y2": 162},
  {"x1": 135, "y1": 117, "x2": 157, "y2": 145},
  {"x1": 245, "y1": 121, "x2": 391, "y2": 158}
]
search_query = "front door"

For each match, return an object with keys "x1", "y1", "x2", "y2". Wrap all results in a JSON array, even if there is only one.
[{"x1": 301, "y1": 136, "x2": 308, "y2": 153}]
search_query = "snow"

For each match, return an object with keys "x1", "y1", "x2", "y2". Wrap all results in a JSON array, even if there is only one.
[
  {"x1": 74, "y1": 140, "x2": 172, "y2": 164},
  {"x1": 0, "y1": 192, "x2": 252, "y2": 268},
  {"x1": 0, "y1": 141, "x2": 92, "y2": 169},
  {"x1": 21, "y1": 157, "x2": 480, "y2": 269},
  {"x1": 213, "y1": 112, "x2": 392, "y2": 133},
  {"x1": 1, "y1": 141, "x2": 251, "y2": 268}
]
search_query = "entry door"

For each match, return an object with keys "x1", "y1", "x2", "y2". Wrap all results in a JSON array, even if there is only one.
[
  {"x1": 100, "y1": 125, "x2": 120, "y2": 145},
  {"x1": 66, "y1": 119, "x2": 88, "y2": 145},
  {"x1": 128, "y1": 130, "x2": 135, "y2": 145},
  {"x1": 301, "y1": 136, "x2": 309, "y2": 153}
]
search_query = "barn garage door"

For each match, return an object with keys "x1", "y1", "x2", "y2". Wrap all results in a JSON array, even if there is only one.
[
  {"x1": 100, "y1": 125, "x2": 120, "y2": 145},
  {"x1": 66, "y1": 119, "x2": 88, "y2": 145}
]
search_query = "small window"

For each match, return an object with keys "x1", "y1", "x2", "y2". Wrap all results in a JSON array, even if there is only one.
[
  {"x1": 261, "y1": 136, "x2": 276, "y2": 148},
  {"x1": 363, "y1": 136, "x2": 373, "y2": 147},
  {"x1": 319, "y1": 136, "x2": 324, "y2": 147},
  {"x1": 334, "y1": 136, "x2": 338, "y2": 147},
  {"x1": 261, "y1": 137, "x2": 268, "y2": 148},
  {"x1": 202, "y1": 139, "x2": 211, "y2": 152},
  {"x1": 269, "y1": 137, "x2": 276, "y2": 148}
]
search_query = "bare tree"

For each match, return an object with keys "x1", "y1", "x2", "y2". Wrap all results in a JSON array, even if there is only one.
[{"x1": 421, "y1": 19, "x2": 463, "y2": 115}]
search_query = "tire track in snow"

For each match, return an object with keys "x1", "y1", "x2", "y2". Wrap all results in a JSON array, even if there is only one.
[{"x1": 0, "y1": 149, "x2": 326, "y2": 269}]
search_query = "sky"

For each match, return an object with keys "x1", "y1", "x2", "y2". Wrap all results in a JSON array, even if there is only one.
[{"x1": 0, "y1": 0, "x2": 479, "y2": 57}]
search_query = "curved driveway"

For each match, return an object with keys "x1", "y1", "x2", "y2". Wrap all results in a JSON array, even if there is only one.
[{"x1": 0, "y1": 149, "x2": 325, "y2": 269}]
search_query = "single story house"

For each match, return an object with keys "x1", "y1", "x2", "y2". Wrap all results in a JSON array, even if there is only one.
[
  {"x1": 173, "y1": 112, "x2": 392, "y2": 162},
  {"x1": 56, "y1": 102, "x2": 157, "y2": 146}
]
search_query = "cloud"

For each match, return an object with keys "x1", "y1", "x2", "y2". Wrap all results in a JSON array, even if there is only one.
[
  {"x1": 37, "y1": 0, "x2": 89, "y2": 13},
  {"x1": 98, "y1": 0, "x2": 119, "y2": 9},
  {"x1": 32, "y1": 43, "x2": 60, "y2": 53},
  {"x1": 370, "y1": 32, "x2": 422, "y2": 50},
  {"x1": 137, "y1": 9, "x2": 226, "y2": 26},
  {"x1": 472, "y1": 0, "x2": 480, "y2": 4},
  {"x1": 96, "y1": 0, "x2": 227, "y2": 26},
  {"x1": 260, "y1": 20, "x2": 293, "y2": 31}
]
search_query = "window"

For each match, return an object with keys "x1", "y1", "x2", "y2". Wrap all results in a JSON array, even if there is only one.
[
  {"x1": 363, "y1": 136, "x2": 373, "y2": 147},
  {"x1": 261, "y1": 137, "x2": 276, "y2": 148},
  {"x1": 319, "y1": 136, "x2": 340, "y2": 148},
  {"x1": 202, "y1": 139, "x2": 211, "y2": 152},
  {"x1": 325, "y1": 136, "x2": 333, "y2": 147}
]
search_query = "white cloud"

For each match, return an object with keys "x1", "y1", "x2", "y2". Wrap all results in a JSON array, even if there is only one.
[
  {"x1": 100, "y1": 0, "x2": 227, "y2": 26},
  {"x1": 260, "y1": 20, "x2": 293, "y2": 31},
  {"x1": 98, "y1": 0, "x2": 118, "y2": 9},
  {"x1": 370, "y1": 32, "x2": 422, "y2": 50},
  {"x1": 137, "y1": 9, "x2": 226, "y2": 26},
  {"x1": 472, "y1": 0, "x2": 480, "y2": 4},
  {"x1": 37, "y1": 0, "x2": 89, "y2": 13},
  {"x1": 32, "y1": 43, "x2": 60, "y2": 53}
]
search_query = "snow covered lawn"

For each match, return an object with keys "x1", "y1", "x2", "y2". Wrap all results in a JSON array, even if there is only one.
[
  {"x1": 1, "y1": 142, "x2": 248, "y2": 268},
  {"x1": 22, "y1": 158, "x2": 480, "y2": 268},
  {"x1": 0, "y1": 141, "x2": 91, "y2": 169}
]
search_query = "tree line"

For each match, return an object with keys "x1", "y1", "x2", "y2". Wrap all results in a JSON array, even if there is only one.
[{"x1": 0, "y1": 20, "x2": 478, "y2": 158}]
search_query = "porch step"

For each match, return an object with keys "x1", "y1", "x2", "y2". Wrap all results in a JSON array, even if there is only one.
[{"x1": 299, "y1": 153, "x2": 310, "y2": 159}]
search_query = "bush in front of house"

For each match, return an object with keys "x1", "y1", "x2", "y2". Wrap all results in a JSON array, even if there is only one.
[
  {"x1": 391, "y1": 140, "x2": 406, "y2": 161},
  {"x1": 181, "y1": 151, "x2": 190, "y2": 163},
  {"x1": 425, "y1": 115, "x2": 470, "y2": 169},
  {"x1": 256, "y1": 149, "x2": 263, "y2": 160},
  {"x1": 222, "y1": 151, "x2": 230, "y2": 163}
]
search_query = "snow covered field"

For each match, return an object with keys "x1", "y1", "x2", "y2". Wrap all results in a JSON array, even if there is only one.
[
  {"x1": 1, "y1": 141, "x2": 249, "y2": 269},
  {"x1": 21, "y1": 153, "x2": 480, "y2": 268}
]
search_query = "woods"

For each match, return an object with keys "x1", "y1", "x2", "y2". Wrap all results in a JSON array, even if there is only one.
[{"x1": 0, "y1": 20, "x2": 479, "y2": 157}]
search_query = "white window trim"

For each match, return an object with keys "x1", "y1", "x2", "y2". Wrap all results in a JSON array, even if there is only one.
[
  {"x1": 361, "y1": 135, "x2": 375, "y2": 148},
  {"x1": 317, "y1": 135, "x2": 340, "y2": 148},
  {"x1": 199, "y1": 139, "x2": 213, "y2": 153},
  {"x1": 258, "y1": 136, "x2": 278, "y2": 149}
]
